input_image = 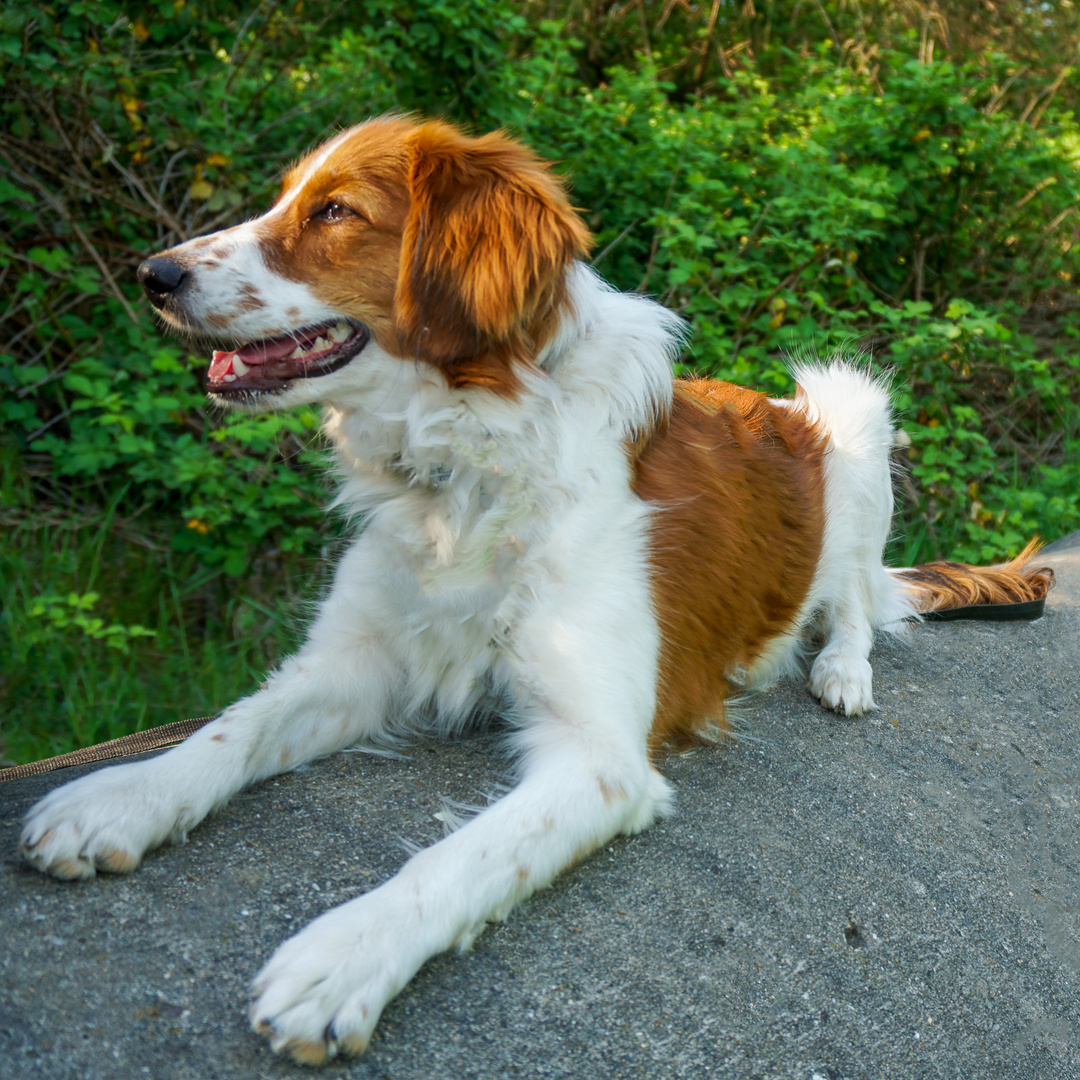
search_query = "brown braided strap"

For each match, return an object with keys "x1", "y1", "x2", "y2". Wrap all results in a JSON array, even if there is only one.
[{"x1": 0, "y1": 716, "x2": 216, "y2": 784}]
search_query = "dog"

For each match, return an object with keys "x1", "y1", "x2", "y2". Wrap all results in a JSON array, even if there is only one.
[{"x1": 19, "y1": 116, "x2": 1051, "y2": 1064}]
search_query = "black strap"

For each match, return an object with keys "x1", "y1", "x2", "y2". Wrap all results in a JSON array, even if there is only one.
[{"x1": 921, "y1": 597, "x2": 1047, "y2": 622}]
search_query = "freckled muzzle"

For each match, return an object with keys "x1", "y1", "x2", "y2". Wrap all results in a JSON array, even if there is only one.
[{"x1": 138, "y1": 251, "x2": 371, "y2": 398}]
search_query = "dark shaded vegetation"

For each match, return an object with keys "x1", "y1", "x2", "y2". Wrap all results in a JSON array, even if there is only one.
[{"x1": 2, "y1": 1, "x2": 1078, "y2": 760}]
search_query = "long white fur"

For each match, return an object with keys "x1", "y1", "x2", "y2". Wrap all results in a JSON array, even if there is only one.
[
  {"x1": 21, "y1": 242, "x2": 912, "y2": 1059},
  {"x1": 750, "y1": 362, "x2": 918, "y2": 709},
  {"x1": 794, "y1": 363, "x2": 918, "y2": 711}
]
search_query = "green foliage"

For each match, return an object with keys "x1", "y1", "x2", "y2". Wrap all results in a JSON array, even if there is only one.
[
  {"x1": 547, "y1": 0, "x2": 1080, "y2": 113},
  {"x1": 25, "y1": 592, "x2": 157, "y2": 654},
  {"x1": 0, "y1": 507, "x2": 310, "y2": 762},
  {"x1": 879, "y1": 299, "x2": 1080, "y2": 563},
  {"x1": 2, "y1": 1, "x2": 1079, "y2": 761},
  {"x1": 515, "y1": 55, "x2": 1080, "y2": 561}
]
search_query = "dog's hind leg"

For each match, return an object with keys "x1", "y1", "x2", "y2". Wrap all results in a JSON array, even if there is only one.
[
  {"x1": 792, "y1": 363, "x2": 915, "y2": 715},
  {"x1": 20, "y1": 539, "x2": 404, "y2": 880}
]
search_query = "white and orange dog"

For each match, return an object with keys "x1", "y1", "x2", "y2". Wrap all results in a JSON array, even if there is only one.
[{"x1": 20, "y1": 117, "x2": 1049, "y2": 1063}]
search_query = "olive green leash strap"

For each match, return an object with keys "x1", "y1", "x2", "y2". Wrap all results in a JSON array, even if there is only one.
[{"x1": 0, "y1": 716, "x2": 217, "y2": 784}]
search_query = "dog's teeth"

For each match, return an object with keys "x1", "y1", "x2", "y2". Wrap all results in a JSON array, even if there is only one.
[
  {"x1": 232, "y1": 357, "x2": 250, "y2": 376},
  {"x1": 289, "y1": 346, "x2": 306, "y2": 359},
  {"x1": 328, "y1": 321, "x2": 350, "y2": 343},
  {"x1": 314, "y1": 336, "x2": 329, "y2": 352},
  {"x1": 221, "y1": 373, "x2": 237, "y2": 383}
]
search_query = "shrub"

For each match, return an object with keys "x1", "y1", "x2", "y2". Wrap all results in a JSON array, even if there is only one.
[{"x1": 2, "y1": 2, "x2": 1078, "y2": 759}]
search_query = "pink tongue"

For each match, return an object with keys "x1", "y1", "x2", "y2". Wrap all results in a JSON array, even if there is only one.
[
  {"x1": 208, "y1": 352, "x2": 236, "y2": 381},
  {"x1": 208, "y1": 326, "x2": 328, "y2": 381}
]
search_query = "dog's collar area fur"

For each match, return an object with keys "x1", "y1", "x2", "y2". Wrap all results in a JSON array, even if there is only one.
[{"x1": 385, "y1": 458, "x2": 455, "y2": 490}]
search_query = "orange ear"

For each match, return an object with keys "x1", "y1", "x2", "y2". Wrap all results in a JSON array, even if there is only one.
[{"x1": 396, "y1": 122, "x2": 592, "y2": 392}]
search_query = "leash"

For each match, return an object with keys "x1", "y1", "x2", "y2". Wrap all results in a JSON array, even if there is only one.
[{"x1": 0, "y1": 716, "x2": 216, "y2": 784}]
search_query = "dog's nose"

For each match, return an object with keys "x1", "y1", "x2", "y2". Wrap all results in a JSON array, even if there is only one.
[{"x1": 138, "y1": 256, "x2": 187, "y2": 307}]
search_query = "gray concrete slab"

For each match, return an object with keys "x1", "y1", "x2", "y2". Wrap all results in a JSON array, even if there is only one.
[{"x1": 2, "y1": 533, "x2": 1078, "y2": 1080}]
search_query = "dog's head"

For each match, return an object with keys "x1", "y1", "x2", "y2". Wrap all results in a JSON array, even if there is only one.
[{"x1": 138, "y1": 117, "x2": 591, "y2": 408}]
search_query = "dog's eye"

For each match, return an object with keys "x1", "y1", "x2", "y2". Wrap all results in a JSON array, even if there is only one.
[{"x1": 311, "y1": 201, "x2": 358, "y2": 223}]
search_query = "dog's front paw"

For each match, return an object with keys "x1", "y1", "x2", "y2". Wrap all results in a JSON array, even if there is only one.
[
  {"x1": 20, "y1": 762, "x2": 186, "y2": 880},
  {"x1": 251, "y1": 892, "x2": 427, "y2": 1064},
  {"x1": 808, "y1": 651, "x2": 875, "y2": 716}
]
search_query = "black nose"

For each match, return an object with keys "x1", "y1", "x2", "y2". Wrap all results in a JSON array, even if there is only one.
[{"x1": 138, "y1": 256, "x2": 187, "y2": 307}]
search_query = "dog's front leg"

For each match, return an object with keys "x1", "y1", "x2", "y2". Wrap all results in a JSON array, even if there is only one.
[
  {"x1": 251, "y1": 536, "x2": 670, "y2": 1064},
  {"x1": 250, "y1": 708, "x2": 672, "y2": 1063},
  {"x1": 20, "y1": 547, "x2": 402, "y2": 880}
]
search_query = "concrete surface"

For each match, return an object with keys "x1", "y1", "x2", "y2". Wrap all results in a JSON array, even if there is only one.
[{"x1": 1, "y1": 532, "x2": 1078, "y2": 1080}]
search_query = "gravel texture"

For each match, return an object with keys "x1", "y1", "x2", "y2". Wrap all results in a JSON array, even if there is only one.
[{"x1": 1, "y1": 531, "x2": 1077, "y2": 1080}]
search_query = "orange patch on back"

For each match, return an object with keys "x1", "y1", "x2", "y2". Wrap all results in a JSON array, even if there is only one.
[{"x1": 634, "y1": 379, "x2": 826, "y2": 751}]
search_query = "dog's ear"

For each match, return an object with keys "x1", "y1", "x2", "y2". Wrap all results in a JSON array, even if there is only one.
[{"x1": 396, "y1": 122, "x2": 591, "y2": 391}]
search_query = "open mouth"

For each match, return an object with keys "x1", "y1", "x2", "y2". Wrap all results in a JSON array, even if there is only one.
[{"x1": 207, "y1": 319, "x2": 370, "y2": 396}]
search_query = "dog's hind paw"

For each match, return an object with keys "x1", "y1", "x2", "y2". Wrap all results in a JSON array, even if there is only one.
[{"x1": 808, "y1": 651, "x2": 875, "y2": 716}]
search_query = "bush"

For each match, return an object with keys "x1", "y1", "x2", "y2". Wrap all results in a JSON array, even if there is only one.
[
  {"x1": 516, "y1": 55, "x2": 1080, "y2": 561},
  {"x1": 2, "y1": 2, "x2": 1078, "y2": 759}
]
